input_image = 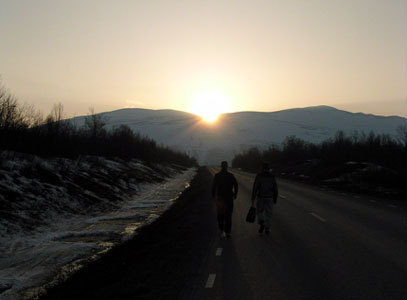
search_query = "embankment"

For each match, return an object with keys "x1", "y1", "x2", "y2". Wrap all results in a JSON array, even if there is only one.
[{"x1": 41, "y1": 167, "x2": 216, "y2": 300}]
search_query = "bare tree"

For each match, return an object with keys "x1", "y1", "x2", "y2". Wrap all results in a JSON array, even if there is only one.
[
  {"x1": 0, "y1": 84, "x2": 26, "y2": 129},
  {"x1": 45, "y1": 102, "x2": 67, "y2": 135},
  {"x1": 46, "y1": 103, "x2": 64, "y2": 123},
  {"x1": 84, "y1": 107, "x2": 108, "y2": 137},
  {"x1": 20, "y1": 103, "x2": 44, "y2": 128},
  {"x1": 397, "y1": 122, "x2": 407, "y2": 148}
]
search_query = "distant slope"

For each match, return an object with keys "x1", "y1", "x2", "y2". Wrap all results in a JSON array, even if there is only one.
[{"x1": 70, "y1": 106, "x2": 406, "y2": 164}]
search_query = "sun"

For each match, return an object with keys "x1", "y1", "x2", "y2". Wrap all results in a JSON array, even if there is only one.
[{"x1": 189, "y1": 90, "x2": 230, "y2": 123}]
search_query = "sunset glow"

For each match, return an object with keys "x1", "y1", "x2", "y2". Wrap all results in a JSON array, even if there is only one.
[
  {"x1": 189, "y1": 90, "x2": 231, "y2": 123},
  {"x1": 0, "y1": 1, "x2": 406, "y2": 117}
]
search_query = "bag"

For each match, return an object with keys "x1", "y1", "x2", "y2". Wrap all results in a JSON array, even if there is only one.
[{"x1": 246, "y1": 206, "x2": 256, "y2": 223}]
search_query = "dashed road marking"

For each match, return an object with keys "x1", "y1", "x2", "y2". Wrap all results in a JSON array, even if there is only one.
[
  {"x1": 216, "y1": 248, "x2": 223, "y2": 256},
  {"x1": 205, "y1": 274, "x2": 216, "y2": 288},
  {"x1": 280, "y1": 195, "x2": 287, "y2": 199},
  {"x1": 369, "y1": 200, "x2": 377, "y2": 203},
  {"x1": 353, "y1": 195, "x2": 361, "y2": 199},
  {"x1": 310, "y1": 212, "x2": 326, "y2": 223},
  {"x1": 388, "y1": 204, "x2": 398, "y2": 208}
]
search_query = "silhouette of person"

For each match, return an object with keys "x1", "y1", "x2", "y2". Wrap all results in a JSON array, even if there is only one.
[
  {"x1": 212, "y1": 161, "x2": 238, "y2": 238},
  {"x1": 251, "y1": 162, "x2": 278, "y2": 235}
]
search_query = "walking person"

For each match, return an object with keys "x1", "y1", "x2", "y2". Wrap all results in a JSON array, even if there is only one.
[
  {"x1": 212, "y1": 161, "x2": 238, "y2": 238},
  {"x1": 251, "y1": 162, "x2": 278, "y2": 235}
]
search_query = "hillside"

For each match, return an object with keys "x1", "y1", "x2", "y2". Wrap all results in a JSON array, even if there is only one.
[
  {"x1": 70, "y1": 106, "x2": 406, "y2": 165},
  {"x1": 0, "y1": 151, "x2": 195, "y2": 299}
]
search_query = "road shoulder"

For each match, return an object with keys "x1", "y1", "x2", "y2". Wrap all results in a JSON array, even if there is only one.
[{"x1": 41, "y1": 167, "x2": 217, "y2": 300}]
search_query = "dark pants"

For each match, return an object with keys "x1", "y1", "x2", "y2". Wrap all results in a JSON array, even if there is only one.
[{"x1": 215, "y1": 197, "x2": 234, "y2": 233}]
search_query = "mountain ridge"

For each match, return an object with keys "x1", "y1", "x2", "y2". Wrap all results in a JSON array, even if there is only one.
[{"x1": 70, "y1": 105, "x2": 406, "y2": 164}]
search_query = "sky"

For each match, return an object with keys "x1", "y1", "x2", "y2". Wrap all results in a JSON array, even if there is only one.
[{"x1": 0, "y1": 0, "x2": 406, "y2": 118}]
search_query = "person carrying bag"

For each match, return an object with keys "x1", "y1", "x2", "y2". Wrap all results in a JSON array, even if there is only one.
[{"x1": 250, "y1": 162, "x2": 278, "y2": 235}]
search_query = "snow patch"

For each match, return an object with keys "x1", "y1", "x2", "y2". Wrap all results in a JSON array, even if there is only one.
[{"x1": 0, "y1": 152, "x2": 196, "y2": 299}]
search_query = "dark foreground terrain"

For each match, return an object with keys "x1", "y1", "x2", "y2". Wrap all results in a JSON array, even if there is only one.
[
  {"x1": 41, "y1": 166, "x2": 407, "y2": 300},
  {"x1": 41, "y1": 167, "x2": 216, "y2": 300}
]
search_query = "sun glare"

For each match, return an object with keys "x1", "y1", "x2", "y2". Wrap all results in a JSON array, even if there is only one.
[{"x1": 190, "y1": 90, "x2": 230, "y2": 123}]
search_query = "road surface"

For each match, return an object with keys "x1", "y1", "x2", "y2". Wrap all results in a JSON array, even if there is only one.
[{"x1": 184, "y1": 167, "x2": 407, "y2": 300}]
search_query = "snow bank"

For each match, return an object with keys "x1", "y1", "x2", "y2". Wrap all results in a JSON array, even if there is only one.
[{"x1": 0, "y1": 151, "x2": 196, "y2": 299}]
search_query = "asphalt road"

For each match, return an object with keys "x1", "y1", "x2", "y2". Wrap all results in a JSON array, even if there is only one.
[{"x1": 187, "y1": 167, "x2": 407, "y2": 300}]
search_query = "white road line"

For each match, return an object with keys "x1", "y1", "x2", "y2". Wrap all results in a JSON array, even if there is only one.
[
  {"x1": 369, "y1": 200, "x2": 377, "y2": 203},
  {"x1": 353, "y1": 195, "x2": 361, "y2": 199},
  {"x1": 280, "y1": 195, "x2": 287, "y2": 199},
  {"x1": 205, "y1": 274, "x2": 216, "y2": 288},
  {"x1": 216, "y1": 248, "x2": 223, "y2": 256},
  {"x1": 310, "y1": 212, "x2": 326, "y2": 223},
  {"x1": 388, "y1": 204, "x2": 398, "y2": 208}
]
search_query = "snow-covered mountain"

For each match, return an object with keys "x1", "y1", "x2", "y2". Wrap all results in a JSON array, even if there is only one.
[{"x1": 70, "y1": 106, "x2": 406, "y2": 165}]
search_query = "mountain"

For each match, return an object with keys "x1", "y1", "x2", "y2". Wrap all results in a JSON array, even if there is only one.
[{"x1": 70, "y1": 106, "x2": 406, "y2": 164}]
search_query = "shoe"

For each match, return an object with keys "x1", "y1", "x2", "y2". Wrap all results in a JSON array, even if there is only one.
[
  {"x1": 220, "y1": 231, "x2": 226, "y2": 238},
  {"x1": 258, "y1": 225, "x2": 265, "y2": 234}
]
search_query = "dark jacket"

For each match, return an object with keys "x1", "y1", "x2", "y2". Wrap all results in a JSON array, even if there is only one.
[
  {"x1": 251, "y1": 171, "x2": 278, "y2": 202},
  {"x1": 212, "y1": 171, "x2": 238, "y2": 200}
]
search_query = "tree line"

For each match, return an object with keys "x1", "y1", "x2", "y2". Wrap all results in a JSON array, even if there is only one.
[
  {"x1": 232, "y1": 123, "x2": 407, "y2": 199},
  {"x1": 0, "y1": 83, "x2": 197, "y2": 167},
  {"x1": 233, "y1": 130, "x2": 407, "y2": 173}
]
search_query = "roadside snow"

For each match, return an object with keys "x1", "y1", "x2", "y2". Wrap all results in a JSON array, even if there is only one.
[{"x1": 0, "y1": 152, "x2": 196, "y2": 299}]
